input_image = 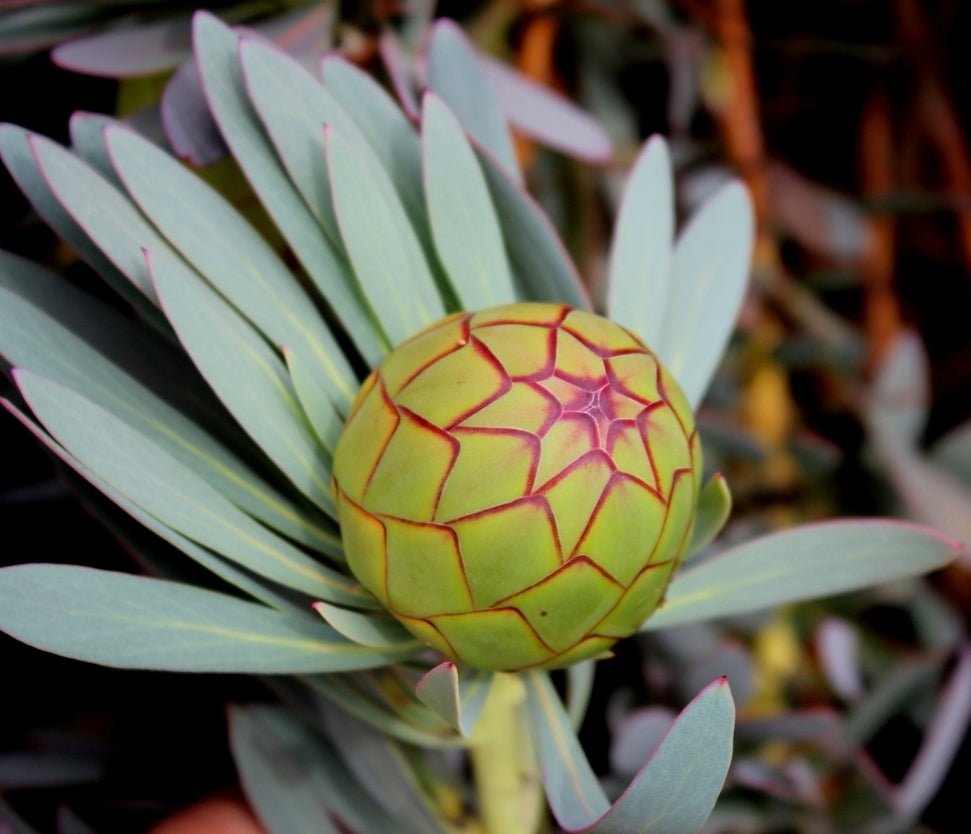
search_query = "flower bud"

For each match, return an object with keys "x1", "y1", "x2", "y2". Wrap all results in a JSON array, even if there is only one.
[{"x1": 333, "y1": 303, "x2": 700, "y2": 670}]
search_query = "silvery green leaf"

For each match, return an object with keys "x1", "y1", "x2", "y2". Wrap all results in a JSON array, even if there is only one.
[
  {"x1": 422, "y1": 93, "x2": 516, "y2": 310},
  {"x1": 660, "y1": 181, "x2": 753, "y2": 407},
  {"x1": 642, "y1": 520, "x2": 959, "y2": 631},
  {"x1": 415, "y1": 662, "x2": 494, "y2": 736},
  {"x1": 478, "y1": 149, "x2": 591, "y2": 310},
  {"x1": 105, "y1": 123, "x2": 359, "y2": 415},
  {"x1": 321, "y1": 706, "x2": 453, "y2": 834},
  {"x1": 524, "y1": 672, "x2": 734, "y2": 833},
  {"x1": 0, "y1": 276, "x2": 334, "y2": 553},
  {"x1": 327, "y1": 127, "x2": 446, "y2": 344},
  {"x1": 0, "y1": 564, "x2": 411, "y2": 673},
  {"x1": 230, "y1": 705, "x2": 403, "y2": 834},
  {"x1": 687, "y1": 473, "x2": 732, "y2": 557},
  {"x1": 14, "y1": 370, "x2": 368, "y2": 606},
  {"x1": 314, "y1": 602, "x2": 419, "y2": 651},
  {"x1": 68, "y1": 112, "x2": 123, "y2": 185},
  {"x1": 567, "y1": 660, "x2": 596, "y2": 730},
  {"x1": 607, "y1": 136, "x2": 673, "y2": 349},
  {"x1": 191, "y1": 12, "x2": 385, "y2": 367},
  {"x1": 282, "y1": 347, "x2": 343, "y2": 456},
  {"x1": 427, "y1": 19, "x2": 520, "y2": 183}
]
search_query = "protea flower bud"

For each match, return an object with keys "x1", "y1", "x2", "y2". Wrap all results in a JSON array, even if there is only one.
[{"x1": 333, "y1": 302, "x2": 701, "y2": 670}]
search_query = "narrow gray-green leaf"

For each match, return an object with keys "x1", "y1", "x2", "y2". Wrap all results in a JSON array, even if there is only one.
[
  {"x1": 15, "y1": 370, "x2": 368, "y2": 607},
  {"x1": 230, "y1": 705, "x2": 402, "y2": 834},
  {"x1": 427, "y1": 19, "x2": 520, "y2": 183},
  {"x1": 192, "y1": 12, "x2": 386, "y2": 368},
  {"x1": 422, "y1": 94, "x2": 516, "y2": 309},
  {"x1": 478, "y1": 148, "x2": 591, "y2": 309},
  {"x1": 146, "y1": 246, "x2": 335, "y2": 514},
  {"x1": 304, "y1": 674, "x2": 461, "y2": 749},
  {"x1": 5, "y1": 399, "x2": 310, "y2": 616},
  {"x1": 607, "y1": 136, "x2": 673, "y2": 348},
  {"x1": 321, "y1": 705, "x2": 452, "y2": 834},
  {"x1": 68, "y1": 112, "x2": 123, "y2": 186},
  {"x1": 523, "y1": 669, "x2": 610, "y2": 829},
  {"x1": 415, "y1": 662, "x2": 494, "y2": 737},
  {"x1": 313, "y1": 602, "x2": 419, "y2": 651},
  {"x1": 327, "y1": 127, "x2": 446, "y2": 344},
  {"x1": 659, "y1": 182, "x2": 753, "y2": 407},
  {"x1": 687, "y1": 473, "x2": 732, "y2": 558},
  {"x1": 586, "y1": 679, "x2": 734, "y2": 833},
  {"x1": 0, "y1": 565, "x2": 408, "y2": 673},
  {"x1": 0, "y1": 125, "x2": 165, "y2": 328},
  {"x1": 283, "y1": 346, "x2": 343, "y2": 456},
  {"x1": 0, "y1": 281, "x2": 335, "y2": 553},
  {"x1": 567, "y1": 660, "x2": 596, "y2": 731},
  {"x1": 105, "y1": 124, "x2": 358, "y2": 415},
  {"x1": 642, "y1": 520, "x2": 959, "y2": 631}
]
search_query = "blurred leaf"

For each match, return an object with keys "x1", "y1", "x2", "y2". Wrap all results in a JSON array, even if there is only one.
[
  {"x1": 866, "y1": 328, "x2": 929, "y2": 448},
  {"x1": 427, "y1": 19, "x2": 520, "y2": 183},
  {"x1": 687, "y1": 473, "x2": 732, "y2": 557},
  {"x1": 566, "y1": 660, "x2": 596, "y2": 731},
  {"x1": 0, "y1": 273, "x2": 336, "y2": 555},
  {"x1": 105, "y1": 124, "x2": 359, "y2": 416},
  {"x1": 415, "y1": 662, "x2": 494, "y2": 736},
  {"x1": 0, "y1": 564, "x2": 411, "y2": 673},
  {"x1": 930, "y1": 420, "x2": 971, "y2": 485},
  {"x1": 767, "y1": 160, "x2": 872, "y2": 263},
  {"x1": 815, "y1": 617, "x2": 864, "y2": 702},
  {"x1": 0, "y1": 751, "x2": 103, "y2": 789},
  {"x1": 735, "y1": 709, "x2": 841, "y2": 746},
  {"x1": 52, "y1": 15, "x2": 191, "y2": 77},
  {"x1": 660, "y1": 182, "x2": 753, "y2": 408},
  {"x1": 607, "y1": 136, "x2": 673, "y2": 348},
  {"x1": 192, "y1": 13, "x2": 381, "y2": 368},
  {"x1": 642, "y1": 521, "x2": 958, "y2": 631},
  {"x1": 0, "y1": 3, "x2": 98, "y2": 55},
  {"x1": 314, "y1": 602, "x2": 419, "y2": 651},
  {"x1": 479, "y1": 149, "x2": 590, "y2": 309},
  {"x1": 160, "y1": 58, "x2": 227, "y2": 166},
  {"x1": 379, "y1": 30, "x2": 420, "y2": 118},
  {"x1": 422, "y1": 93, "x2": 516, "y2": 310},
  {"x1": 321, "y1": 705, "x2": 452, "y2": 834},
  {"x1": 480, "y1": 53, "x2": 613, "y2": 164},
  {"x1": 525, "y1": 671, "x2": 733, "y2": 833},
  {"x1": 890, "y1": 645, "x2": 971, "y2": 819},
  {"x1": 609, "y1": 706, "x2": 676, "y2": 778},
  {"x1": 326, "y1": 127, "x2": 446, "y2": 343},
  {"x1": 14, "y1": 371, "x2": 365, "y2": 605},
  {"x1": 0, "y1": 125, "x2": 166, "y2": 328}
]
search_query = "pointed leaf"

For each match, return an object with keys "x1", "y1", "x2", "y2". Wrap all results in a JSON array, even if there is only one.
[
  {"x1": 607, "y1": 136, "x2": 673, "y2": 348},
  {"x1": 0, "y1": 278, "x2": 336, "y2": 555},
  {"x1": 321, "y1": 706, "x2": 452, "y2": 834},
  {"x1": 314, "y1": 602, "x2": 419, "y2": 651},
  {"x1": 478, "y1": 149, "x2": 590, "y2": 309},
  {"x1": 161, "y1": 58, "x2": 227, "y2": 166},
  {"x1": 0, "y1": 564, "x2": 408, "y2": 673},
  {"x1": 422, "y1": 94, "x2": 516, "y2": 309},
  {"x1": 481, "y1": 53, "x2": 612, "y2": 163},
  {"x1": 427, "y1": 20, "x2": 520, "y2": 183},
  {"x1": 105, "y1": 124, "x2": 358, "y2": 415},
  {"x1": 282, "y1": 346, "x2": 343, "y2": 456},
  {"x1": 0, "y1": 125, "x2": 164, "y2": 328},
  {"x1": 642, "y1": 520, "x2": 959, "y2": 631},
  {"x1": 415, "y1": 662, "x2": 494, "y2": 736},
  {"x1": 660, "y1": 182, "x2": 753, "y2": 407},
  {"x1": 68, "y1": 112, "x2": 123, "y2": 185},
  {"x1": 687, "y1": 473, "x2": 732, "y2": 557},
  {"x1": 52, "y1": 15, "x2": 192, "y2": 78},
  {"x1": 145, "y1": 246, "x2": 335, "y2": 514},
  {"x1": 230, "y1": 705, "x2": 401, "y2": 834},
  {"x1": 327, "y1": 127, "x2": 446, "y2": 343},
  {"x1": 192, "y1": 12, "x2": 385, "y2": 366},
  {"x1": 14, "y1": 371, "x2": 368, "y2": 607}
]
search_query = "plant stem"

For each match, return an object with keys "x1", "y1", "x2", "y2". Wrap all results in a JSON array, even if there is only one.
[{"x1": 470, "y1": 673, "x2": 544, "y2": 834}]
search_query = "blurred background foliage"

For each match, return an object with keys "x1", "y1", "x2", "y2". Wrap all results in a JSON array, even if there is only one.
[{"x1": 1, "y1": 1, "x2": 970, "y2": 832}]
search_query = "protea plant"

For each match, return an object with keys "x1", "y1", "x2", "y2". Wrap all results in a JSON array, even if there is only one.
[{"x1": 0, "y1": 14, "x2": 958, "y2": 834}]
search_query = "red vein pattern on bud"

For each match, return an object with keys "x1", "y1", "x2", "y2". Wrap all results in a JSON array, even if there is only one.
[{"x1": 333, "y1": 302, "x2": 701, "y2": 670}]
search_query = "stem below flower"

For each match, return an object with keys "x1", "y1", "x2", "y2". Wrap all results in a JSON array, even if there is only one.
[{"x1": 470, "y1": 673, "x2": 545, "y2": 834}]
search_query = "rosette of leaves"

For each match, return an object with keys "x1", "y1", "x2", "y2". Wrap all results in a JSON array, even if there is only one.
[{"x1": 0, "y1": 15, "x2": 958, "y2": 834}]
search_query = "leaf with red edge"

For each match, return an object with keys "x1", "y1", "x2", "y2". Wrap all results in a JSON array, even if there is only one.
[{"x1": 52, "y1": 16, "x2": 192, "y2": 78}]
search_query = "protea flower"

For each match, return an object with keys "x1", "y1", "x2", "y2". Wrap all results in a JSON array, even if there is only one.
[
  {"x1": 334, "y1": 302, "x2": 700, "y2": 670},
  {"x1": 0, "y1": 12, "x2": 957, "y2": 834}
]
